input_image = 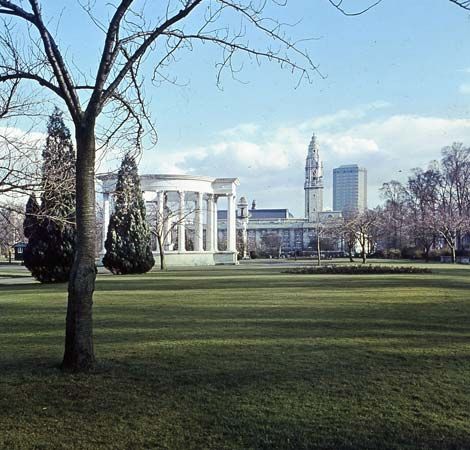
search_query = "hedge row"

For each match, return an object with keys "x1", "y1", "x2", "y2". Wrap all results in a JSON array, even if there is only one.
[{"x1": 283, "y1": 265, "x2": 432, "y2": 275}]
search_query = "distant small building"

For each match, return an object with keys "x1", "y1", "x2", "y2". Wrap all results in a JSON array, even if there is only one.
[{"x1": 12, "y1": 242, "x2": 27, "y2": 261}]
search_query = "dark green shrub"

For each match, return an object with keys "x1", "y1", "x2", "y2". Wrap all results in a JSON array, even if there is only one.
[{"x1": 385, "y1": 248, "x2": 402, "y2": 259}]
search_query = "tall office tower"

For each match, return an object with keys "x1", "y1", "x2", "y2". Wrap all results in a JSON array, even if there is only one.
[
  {"x1": 333, "y1": 164, "x2": 367, "y2": 213},
  {"x1": 304, "y1": 134, "x2": 323, "y2": 221}
]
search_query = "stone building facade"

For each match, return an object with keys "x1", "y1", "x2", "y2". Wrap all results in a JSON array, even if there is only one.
[{"x1": 217, "y1": 134, "x2": 342, "y2": 256}]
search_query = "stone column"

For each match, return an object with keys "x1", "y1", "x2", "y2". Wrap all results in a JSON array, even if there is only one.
[
  {"x1": 206, "y1": 194, "x2": 214, "y2": 252},
  {"x1": 177, "y1": 191, "x2": 185, "y2": 252},
  {"x1": 227, "y1": 194, "x2": 236, "y2": 252},
  {"x1": 289, "y1": 228, "x2": 295, "y2": 251},
  {"x1": 194, "y1": 192, "x2": 204, "y2": 251},
  {"x1": 102, "y1": 192, "x2": 110, "y2": 252},
  {"x1": 241, "y1": 220, "x2": 248, "y2": 259},
  {"x1": 213, "y1": 195, "x2": 218, "y2": 252},
  {"x1": 157, "y1": 190, "x2": 164, "y2": 252},
  {"x1": 162, "y1": 192, "x2": 172, "y2": 250}
]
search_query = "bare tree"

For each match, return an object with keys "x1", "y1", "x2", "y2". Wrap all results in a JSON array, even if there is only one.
[
  {"x1": 309, "y1": 213, "x2": 341, "y2": 266},
  {"x1": 330, "y1": 0, "x2": 470, "y2": 14},
  {"x1": 0, "y1": 125, "x2": 41, "y2": 196},
  {"x1": 0, "y1": 202, "x2": 25, "y2": 261},
  {"x1": 379, "y1": 180, "x2": 410, "y2": 251},
  {"x1": 352, "y1": 209, "x2": 379, "y2": 264},
  {"x1": 441, "y1": 143, "x2": 470, "y2": 251},
  {"x1": 431, "y1": 148, "x2": 470, "y2": 263},
  {"x1": 405, "y1": 168, "x2": 439, "y2": 261},
  {"x1": 0, "y1": 1, "x2": 318, "y2": 371},
  {"x1": 147, "y1": 197, "x2": 202, "y2": 271},
  {"x1": 449, "y1": 0, "x2": 470, "y2": 9},
  {"x1": 335, "y1": 213, "x2": 358, "y2": 263}
]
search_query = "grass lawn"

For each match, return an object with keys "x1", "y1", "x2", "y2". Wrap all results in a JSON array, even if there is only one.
[{"x1": 1, "y1": 262, "x2": 470, "y2": 449}]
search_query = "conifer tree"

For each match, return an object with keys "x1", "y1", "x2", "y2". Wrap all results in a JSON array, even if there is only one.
[
  {"x1": 103, "y1": 154, "x2": 154, "y2": 274},
  {"x1": 23, "y1": 108, "x2": 76, "y2": 283},
  {"x1": 23, "y1": 194, "x2": 39, "y2": 239}
]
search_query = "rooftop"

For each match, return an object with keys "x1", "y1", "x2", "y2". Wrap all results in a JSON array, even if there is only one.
[{"x1": 218, "y1": 208, "x2": 294, "y2": 220}]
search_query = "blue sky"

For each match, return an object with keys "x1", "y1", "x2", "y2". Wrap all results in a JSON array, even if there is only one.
[
  {"x1": 5, "y1": 0, "x2": 470, "y2": 215},
  {"x1": 139, "y1": 0, "x2": 470, "y2": 215}
]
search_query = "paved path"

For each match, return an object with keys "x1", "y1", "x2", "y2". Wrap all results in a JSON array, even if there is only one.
[{"x1": 0, "y1": 277, "x2": 37, "y2": 286}]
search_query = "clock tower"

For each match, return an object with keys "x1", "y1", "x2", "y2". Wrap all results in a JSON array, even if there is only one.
[{"x1": 304, "y1": 133, "x2": 323, "y2": 221}]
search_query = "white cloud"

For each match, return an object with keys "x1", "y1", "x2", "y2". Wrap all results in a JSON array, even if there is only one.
[
  {"x1": 299, "y1": 101, "x2": 391, "y2": 131},
  {"x1": 321, "y1": 135, "x2": 379, "y2": 156},
  {"x1": 140, "y1": 108, "x2": 470, "y2": 216},
  {"x1": 0, "y1": 126, "x2": 45, "y2": 147}
]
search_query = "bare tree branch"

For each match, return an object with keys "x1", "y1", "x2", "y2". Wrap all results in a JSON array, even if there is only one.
[
  {"x1": 328, "y1": 0, "x2": 384, "y2": 16},
  {"x1": 449, "y1": 0, "x2": 470, "y2": 10}
]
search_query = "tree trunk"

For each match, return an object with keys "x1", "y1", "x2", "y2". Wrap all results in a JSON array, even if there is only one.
[
  {"x1": 451, "y1": 245, "x2": 456, "y2": 264},
  {"x1": 456, "y1": 230, "x2": 462, "y2": 252},
  {"x1": 62, "y1": 123, "x2": 97, "y2": 372},
  {"x1": 424, "y1": 245, "x2": 430, "y2": 262},
  {"x1": 361, "y1": 239, "x2": 367, "y2": 264},
  {"x1": 348, "y1": 246, "x2": 354, "y2": 263},
  {"x1": 316, "y1": 233, "x2": 321, "y2": 266},
  {"x1": 156, "y1": 233, "x2": 167, "y2": 271}
]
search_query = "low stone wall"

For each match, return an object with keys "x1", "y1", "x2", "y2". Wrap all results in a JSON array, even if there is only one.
[
  {"x1": 158, "y1": 251, "x2": 237, "y2": 266},
  {"x1": 213, "y1": 251, "x2": 238, "y2": 265}
]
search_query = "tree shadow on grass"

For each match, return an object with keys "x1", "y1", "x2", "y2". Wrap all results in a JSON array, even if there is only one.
[
  {"x1": 111, "y1": 275, "x2": 469, "y2": 294},
  {"x1": 2, "y1": 334, "x2": 470, "y2": 450},
  {"x1": 1, "y1": 267, "x2": 469, "y2": 295}
]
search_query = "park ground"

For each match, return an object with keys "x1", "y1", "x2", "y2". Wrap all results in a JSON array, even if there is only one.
[{"x1": 1, "y1": 260, "x2": 470, "y2": 450}]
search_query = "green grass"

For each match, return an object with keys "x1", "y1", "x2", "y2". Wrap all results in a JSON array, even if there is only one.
[{"x1": 1, "y1": 263, "x2": 470, "y2": 449}]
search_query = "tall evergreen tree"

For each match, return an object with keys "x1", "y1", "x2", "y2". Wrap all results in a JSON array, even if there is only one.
[
  {"x1": 23, "y1": 194, "x2": 39, "y2": 239},
  {"x1": 23, "y1": 108, "x2": 76, "y2": 283},
  {"x1": 103, "y1": 154, "x2": 154, "y2": 274}
]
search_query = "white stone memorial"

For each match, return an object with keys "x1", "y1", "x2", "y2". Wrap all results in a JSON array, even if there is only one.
[{"x1": 98, "y1": 174, "x2": 239, "y2": 266}]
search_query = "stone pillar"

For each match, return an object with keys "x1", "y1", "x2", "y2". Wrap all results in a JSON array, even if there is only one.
[
  {"x1": 289, "y1": 228, "x2": 295, "y2": 251},
  {"x1": 227, "y1": 194, "x2": 236, "y2": 252},
  {"x1": 206, "y1": 194, "x2": 214, "y2": 252},
  {"x1": 162, "y1": 192, "x2": 172, "y2": 250},
  {"x1": 157, "y1": 190, "x2": 164, "y2": 252},
  {"x1": 213, "y1": 195, "x2": 218, "y2": 252},
  {"x1": 102, "y1": 192, "x2": 110, "y2": 252},
  {"x1": 194, "y1": 192, "x2": 204, "y2": 251},
  {"x1": 241, "y1": 220, "x2": 248, "y2": 259},
  {"x1": 178, "y1": 191, "x2": 185, "y2": 252}
]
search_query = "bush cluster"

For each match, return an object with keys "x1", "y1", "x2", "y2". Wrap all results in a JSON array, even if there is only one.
[
  {"x1": 372, "y1": 246, "x2": 470, "y2": 261},
  {"x1": 283, "y1": 265, "x2": 432, "y2": 275}
]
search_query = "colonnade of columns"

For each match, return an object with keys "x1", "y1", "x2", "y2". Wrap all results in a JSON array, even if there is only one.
[{"x1": 102, "y1": 190, "x2": 237, "y2": 254}]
